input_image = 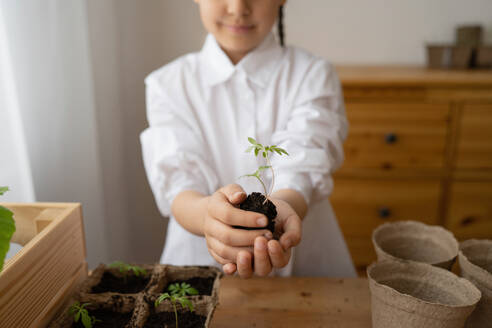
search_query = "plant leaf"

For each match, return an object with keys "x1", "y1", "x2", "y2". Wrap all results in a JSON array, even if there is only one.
[
  {"x1": 245, "y1": 145, "x2": 254, "y2": 153},
  {"x1": 109, "y1": 261, "x2": 124, "y2": 270},
  {"x1": 187, "y1": 287, "x2": 198, "y2": 295},
  {"x1": 155, "y1": 293, "x2": 171, "y2": 307},
  {"x1": 178, "y1": 297, "x2": 194, "y2": 312},
  {"x1": 81, "y1": 312, "x2": 92, "y2": 328},
  {"x1": 0, "y1": 187, "x2": 8, "y2": 195},
  {"x1": 279, "y1": 148, "x2": 289, "y2": 155},
  {"x1": 0, "y1": 205, "x2": 15, "y2": 272},
  {"x1": 168, "y1": 283, "x2": 180, "y2": 295},
  {"x1": 248, "y1": 137, "x2": 257, "y2": 145},
  {"x1": 75, "y1": 311, "x2": 81, "y2": 322},
  {"x1": 254, "y1": 148, "x2": 259, "y2": 156}
]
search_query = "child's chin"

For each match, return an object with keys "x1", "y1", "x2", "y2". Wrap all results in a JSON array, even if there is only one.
[{"x1": 217, "y1": 33, "x2": 260, "y2": 50}]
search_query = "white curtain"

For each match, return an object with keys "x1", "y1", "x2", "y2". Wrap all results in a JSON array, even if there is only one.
[{"x1": 0, "y1": 1, "x2": 110, "y2": 268}]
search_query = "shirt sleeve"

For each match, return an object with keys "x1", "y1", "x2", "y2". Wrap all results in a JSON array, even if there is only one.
[
  {"x1": 140, "y1": 74, "x2": 219, "y2": 218},
  {"x1": 270, "y1": 60, "x2": 348, "y2": 205}
]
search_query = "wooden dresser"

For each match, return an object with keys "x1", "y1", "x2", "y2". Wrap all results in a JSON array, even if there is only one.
[{"x1": 332, "y1": 66, "x2": 492, "y2": 274}]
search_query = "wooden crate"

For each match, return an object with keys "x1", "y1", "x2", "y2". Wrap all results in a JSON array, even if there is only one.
[{"x1": 0, "y1": 203, "x2": 88, "y2": 328}]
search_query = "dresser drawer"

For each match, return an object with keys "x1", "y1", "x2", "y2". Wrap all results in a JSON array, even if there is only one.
[
  {"x1": 445, "y1": 181, "x2": 492, "y2": 240},
  {"x1": 456, "y1": 104, "x2": 492, "y2": 169},
  {"x1": 341, "y1": 103, "x2": 450, "y2": 171},
  {"x1": 330, "y1": 178, "x2": 442, "y2": 271}
]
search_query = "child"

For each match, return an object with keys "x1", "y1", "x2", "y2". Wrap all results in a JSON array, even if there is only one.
[{"x1": 141, "y1": 0, "x2": 356, "y2": 278}]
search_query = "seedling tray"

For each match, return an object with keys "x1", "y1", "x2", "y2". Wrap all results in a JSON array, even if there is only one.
[{"x1": 49, "y1": 264, "x2": 222, "y2": 328}]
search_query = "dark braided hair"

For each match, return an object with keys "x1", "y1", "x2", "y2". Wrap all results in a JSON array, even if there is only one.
[{"x1": 278, "y1": 5, "x2": 285, "y2": 47}]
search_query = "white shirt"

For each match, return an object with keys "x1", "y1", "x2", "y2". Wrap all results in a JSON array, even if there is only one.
[{"x1": 141, "y1": 32, "x2": 356, "y2": 277}]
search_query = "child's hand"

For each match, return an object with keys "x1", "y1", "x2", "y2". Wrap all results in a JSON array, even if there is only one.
[
  {"x1": 222, "y1": 198, "x2": 302, "y2": 278},
  {"x1": 203, "y1": 184, "x2": 273, "y2": 268}
]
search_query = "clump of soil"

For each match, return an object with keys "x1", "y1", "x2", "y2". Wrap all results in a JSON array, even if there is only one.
[
  {"x1": 144, "y1": 310, "x2": 206, "y2": 328},
  {"x1": 164, "y1": 277, "x2": 215, "y2": 296},
  {"x1": 236, "y1": 192, "x2": 277, "y2": 234},
  {"x1": 91, "y1": 271, "x2": 150, "y2": 294},
  {"x1": 72, "y1": 310, "x2": 132, "y2": 328}
]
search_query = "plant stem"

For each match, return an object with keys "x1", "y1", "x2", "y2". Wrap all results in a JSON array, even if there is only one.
[
  {"x1": 255, "y1": 175, "x2": 268, "y2": 198},
  {"x1": 173, "y1": 301, "x2": 178, "y2": 328},
  {"x1": 266, "y1": 154, "x2": 274, "y2": 198},
  {"x1": 262, "y1": 154, "x2": 274, "y2": 205}
]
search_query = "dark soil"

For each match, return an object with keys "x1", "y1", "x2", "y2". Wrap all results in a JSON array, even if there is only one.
[
  {"x1": 164, "y1": 277, "x2": 215, "y2": 296},
  {"x1": 143, "y1": 310, "x2": 206, "y2": 328},
  {"x1": 91, "y1": 271, "x2": 150, "y2": 294},
  {"x1": 235, "y1": 192, "x2": 276, "y2": 233},
  {"x1": 72, "y1": 310, "x2": 132, "y2": 328}
]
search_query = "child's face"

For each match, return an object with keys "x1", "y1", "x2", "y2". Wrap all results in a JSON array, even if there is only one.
[{"x1": 194, "y1": 0, "x2": 286, "y2": 62}]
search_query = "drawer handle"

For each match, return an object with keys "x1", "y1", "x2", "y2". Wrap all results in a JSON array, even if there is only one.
[
  {"x1": 385, "y1": 133, "x2": 398, "y2": 144},
  {"x1": 378, "y1": 207, "x2": 391, "y2": 219},
  {"x1": 461, "y1": 216, "x2": 475, "y2": 226}
]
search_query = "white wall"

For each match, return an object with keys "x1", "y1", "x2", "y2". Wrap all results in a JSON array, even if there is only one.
[
  {"x1": 286, "y1": 0, "x2": 492, "y2": 64},
  {"x1": 86, "y1": 0, "x2": 205, "y2": 264},
  {"x1": 114, "y1": 0, "x2": 204, "y2": 263}
]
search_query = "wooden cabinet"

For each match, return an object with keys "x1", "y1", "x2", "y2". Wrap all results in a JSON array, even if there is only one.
[
  {"x1": 446, "y1": 181, "x2": 492, "y2": 240},
  {"x1": 456, "y1": 104, "x2": 492, "y2": 169},
  {"x1": 332, "y1": 66, "x2": 492, "y2": 273},
  {"x1": 330, "y1": 179, "x2": 441, "y2": 271},
  {"x1": 341, "y1": 103, "x2": 449, "y2": 170}
]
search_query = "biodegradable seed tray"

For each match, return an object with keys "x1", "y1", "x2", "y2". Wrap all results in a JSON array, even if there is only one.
[
  {"x1": 372, "y1": 220, "x2": 459, "y2": 269},
  {"x1": 49, "y1": 264, "x2": 222, "y2": 328},
  {"x1": 367, "y1": 260, "x2": 481, "y2": 328}
]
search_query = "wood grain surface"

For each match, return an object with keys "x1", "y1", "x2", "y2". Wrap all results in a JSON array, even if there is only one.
[{"x1": 211, "y1": 276, "x2": 371, "y2": 328}]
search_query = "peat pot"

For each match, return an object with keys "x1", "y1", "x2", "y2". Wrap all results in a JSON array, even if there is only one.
[{"x1": 368, "y1": 260, "x2": 481, "y2": 328}]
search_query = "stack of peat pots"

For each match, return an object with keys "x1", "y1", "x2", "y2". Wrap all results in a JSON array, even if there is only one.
[{"x1": 368, "y1": 221, "x2": 491, "y2": 328}]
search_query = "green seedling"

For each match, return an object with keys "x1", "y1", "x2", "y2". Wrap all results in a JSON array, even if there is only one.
[
  {"x1": 241, "y1": 137, "x2": 289, "y2": 202},
  {"x1": 68, "y1": 302, "x2": 101, "y2": 328},
  {"x1": 109, "y1": 261, "x2": 147, "y2": 283},
  {"x1": 168, "y1": 282, "x2": 198, "y2": 297},
  {"x1": 0, "y1": 186, "x2": 15, "y2": 272},
  {"x1": 155, "y1": 294, "x2": 194, "y2": 328},
  {"x1": 154, "y1": 283, "x2": 198, "y2": 328}
]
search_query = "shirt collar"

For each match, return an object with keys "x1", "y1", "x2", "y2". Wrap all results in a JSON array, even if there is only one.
[{"x1": 199, "y1": 32, "x2": 284, "y2": 88}]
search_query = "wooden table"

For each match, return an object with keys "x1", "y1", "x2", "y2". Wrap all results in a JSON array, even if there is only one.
[{"x1": 211, "y1": 276, "x2": 372, "y2": 328}]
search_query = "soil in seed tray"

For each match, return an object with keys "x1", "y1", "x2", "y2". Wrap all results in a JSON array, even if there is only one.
[
  {"x1": 235, "y1": 192, "x2": 277, "y2": 233},
  {"x1": 91, "y1": 271, "x2": 150, "y2": 294},
  {"x1": 144, "y1": 310, "x2": 206, "y2": 328},
  {"x1": 165, "y1": 277, "x2": 215, "y2": 295},
  {"x1": 72, "y1": 310, "x2": 132, "y2": 328}
]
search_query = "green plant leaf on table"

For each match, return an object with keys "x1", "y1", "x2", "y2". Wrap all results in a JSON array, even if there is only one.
[
  {"x1": 168, "y1": 282, "x2": 199, "y2": 297},
  {"x1": 68, "y1": 302, "x2": 98, "y2": 328},
  {"x1": 0, "y1": 186, "x2": 15, "y2": 272},
  {"x1": 108, "y1": 261, "x2": 147, "y2": 276},
  {"x1": 155, "y1": 285, "x2": 197, "y2": 328}
]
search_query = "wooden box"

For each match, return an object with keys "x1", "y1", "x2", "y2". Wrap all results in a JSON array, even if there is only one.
[{"x1": 0, "y1": 203, "x2": 88, "y2": 328}]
